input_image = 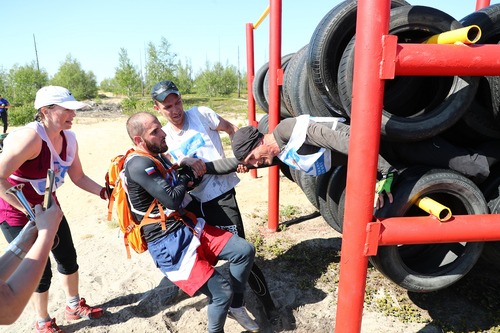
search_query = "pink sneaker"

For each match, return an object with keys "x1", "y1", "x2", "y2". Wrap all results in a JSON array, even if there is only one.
[
  {"x1": 33, "y1": 318, "x2": 64, "y2": 333},
  {"x1": 64, "y1": 298, "x2": 103, "y2": 320}
]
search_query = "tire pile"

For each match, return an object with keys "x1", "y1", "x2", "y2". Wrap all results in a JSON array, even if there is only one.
[{"x1": 253, "y1": 1, "x2": 500, "y2": 292}]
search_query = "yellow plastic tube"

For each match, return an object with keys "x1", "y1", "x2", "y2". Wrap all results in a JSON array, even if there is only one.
[
  {"x1": 415, "y1": 197, "x2": 452, "y2": 222},
  {"x1": 253, "y1": 5, "x2": 270, "y2": 29},
  {"x1": 423, "y1": 25, "x2": 482, "y2": 44}
]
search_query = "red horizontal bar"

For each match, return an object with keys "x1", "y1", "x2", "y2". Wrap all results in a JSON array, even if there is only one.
[
  {"x1": 393, "y1": 44, "x2": 500, "y2": 76},
  {"x1": 365, "y1": 214, "x2": 500, "y2": 256},
  {"x1": 372, "y1": 214, "x2": 500, "y2": 247}
]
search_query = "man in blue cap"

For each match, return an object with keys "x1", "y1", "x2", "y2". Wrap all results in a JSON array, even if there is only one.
[{"x1": 152, "y1": 80, "x2": 279, "y2": 328}]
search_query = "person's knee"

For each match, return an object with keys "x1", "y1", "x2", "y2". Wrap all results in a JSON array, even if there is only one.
[
  {"x1": 54, "y1": 245, "x2": 79, "y2": 275},
  {"x1": 240, "y1": 240, "x2": 255, "y2": 262},
  {"x1": 57, "y1": 262, "x2": 79, "y2": 275},
  {"x1": 36, "y1": 272, "x2": 53, "y2": 293}
]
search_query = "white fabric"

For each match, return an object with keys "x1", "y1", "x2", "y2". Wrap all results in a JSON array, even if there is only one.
[
  {"x1": 277, "y1": 114, "x2": 340, "y2": 176},
  {"x1": 9, "y1": 122, "x2": 77, "y2": 195},
  {"x1": 164, "y1": 218, "x2": 205, "y2": 282},
  {"x1": 163, "y1": 106, "x2": 239, "y2": 202}
]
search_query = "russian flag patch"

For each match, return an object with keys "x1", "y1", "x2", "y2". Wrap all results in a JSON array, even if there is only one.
[{"x1": 145, "y1": 167, "x2": 156, "y2": 175}]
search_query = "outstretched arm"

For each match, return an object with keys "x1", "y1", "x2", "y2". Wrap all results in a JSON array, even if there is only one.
[
  {"x1": 0, "y1": 204, "x2": 63, "y2": 324},
  {"x1": 205, "y1": 157, "x2": 272, "y2": 175}
]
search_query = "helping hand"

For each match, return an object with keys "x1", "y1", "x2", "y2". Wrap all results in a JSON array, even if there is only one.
[
  {"x1": 181, "y1": 157, "x2": 206, "y2": 178},
  {"x1": 236, "y1": 164, "x2": 249, "y2": 173}
]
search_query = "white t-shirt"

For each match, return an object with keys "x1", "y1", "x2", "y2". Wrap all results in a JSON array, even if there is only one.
[{"x1": 163, "y1": 106, "x2": 239, "y2": 202}]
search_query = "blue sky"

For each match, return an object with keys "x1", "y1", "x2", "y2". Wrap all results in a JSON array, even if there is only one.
[{"x1": 2, "y1": 0, "x2": 496, "y2": 83}]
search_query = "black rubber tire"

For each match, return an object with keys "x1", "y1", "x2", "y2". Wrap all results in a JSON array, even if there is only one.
[
  {"x1": 325, "y1": 165, "x2": 348, "y2": 233},
  {"x1": 477, "y1": 165, "x2": 500, "y2": 269},
  {"x1": 368, "y1": 167, "x2": 488, "y2": 293},
  {"x1": 316, "y1": 167, "x2": 340, "y2": 231},
  {"x1": 263, "y1": 53, "x2": 295, "y2": 119},
  {"x1": 308, "y1": 78, "x2": 347, "y2": 118},
  {"x1": 337, "y1": 6, "x2": 479, "y2": 142},
  {"x1": 289, "y1": 168, "x2": 319, "y2": 209},
  {"x1": 337, "y1": 188, "x2": 347, "y2": 234},
  {"x1": 460, "y1": 3, "x2": 500, "y2": 44},
  {"x1": 316, "y1": 168, "x2": 334, "y2": 226},
  {"x1": 257, "y1": 113, "x2": 269, "y2": 134},
  {"x1": 438, "y1": 105, "x2": 497, "y2": 150},
  {"x1": 461, "y1": 5, "x2": 500, "y2": 127},
  {"x1": 284, "y1": 45, "x2": 311, "y2": 117},
  {"x1": 462, "y1": 99, "x2": 500, "y2": 140},
  {"x1": 282, "y1": 45, "x2": 309, "y2": 117},
  {"x1": 253, "y1": 61, "x2": 269, "y2": 113},
  {"x1": 307, "y1": 0, "x2": 410, "y2": 115}
]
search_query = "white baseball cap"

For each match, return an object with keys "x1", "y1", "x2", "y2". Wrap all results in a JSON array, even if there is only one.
[{"x1": 34, "y1": 86, "x2": 89, "y2": 110}]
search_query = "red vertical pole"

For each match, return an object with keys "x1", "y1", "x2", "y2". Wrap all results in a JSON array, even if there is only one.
[
  {"x1": 476, "y1": 0, "x2": 491, "y2": 10},
  {"x1": 245, "y1": 23, "x2": 258, "y2": 179},
  {"x1": 267, "y1": 0, "x2": 282, "y2": 232},
  {"x1": 334, "y1": 0, "x2": 390, "y2": 331}
]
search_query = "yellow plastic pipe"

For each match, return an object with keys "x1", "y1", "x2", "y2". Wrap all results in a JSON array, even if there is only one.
[
  {"x1": 415, "y1": 197, "x2": 452, "y2": 222},
  {"x1": 253, "y1": 5, "x2": 270, "y2": 29},
  {"x1": 423, "y1": 25, "x2": 482, "y2": 44}
]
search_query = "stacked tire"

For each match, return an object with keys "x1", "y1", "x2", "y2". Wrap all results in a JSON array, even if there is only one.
[{"x1": 253, "y1": 1, "x2": 500, "y2": 292}]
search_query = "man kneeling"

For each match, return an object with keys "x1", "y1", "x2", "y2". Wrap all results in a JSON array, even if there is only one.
[{"x1": 123, "y1": 112, "x2": 259, "y2": 333}]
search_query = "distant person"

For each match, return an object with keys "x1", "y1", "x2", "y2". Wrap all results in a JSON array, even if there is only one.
[
  {"x1": 0, "y1": 86, "x2": 107, "y2": 333},
  {"x1": 0, "y1": 203, "x2": 63, "y2": 325},
  {"x1": 0, "y1": 94, "x2": 10, "y2": 134},
  {"x1": 124, "y1": 112, "x2": 259, "y2": 333},
  {"x1": 152, "y1": 80, "x2": 278, "y2": 321}
]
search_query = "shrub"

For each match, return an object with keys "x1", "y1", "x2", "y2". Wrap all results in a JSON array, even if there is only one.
[{"x1": 9, "y1": 104, "x2": 36, "y2": 126}]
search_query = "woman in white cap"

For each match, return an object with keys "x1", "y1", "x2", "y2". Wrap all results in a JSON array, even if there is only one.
[{"x1": 0, "y1": 86, "x2": 107, "y2": 332}]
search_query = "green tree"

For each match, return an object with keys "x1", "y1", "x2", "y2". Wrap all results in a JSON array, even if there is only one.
[
  {"x1": 51, "y1": 54, "x2": 98, "y2": 100},
  {"x1": 0, "y1": 68, "x2": 7, "y2": 95},
  {"x1": 99, "y1": 77, "x2": 119, "y2": 93},
  {"x1": 145, "y1": 37, "x2": 177, "y2": 91},
  {"x1": 175, "y1": 58, "x2": 194, "y2": 94},
  {"x1": 195, "y1": 62, "x2": 239, "y2": 97},
  {"x1": 114, "y1": 48, "x2": 142, "y2": 97},
  {"x1": 6, "y1": 62, "x2": 49, "y2": 106}
]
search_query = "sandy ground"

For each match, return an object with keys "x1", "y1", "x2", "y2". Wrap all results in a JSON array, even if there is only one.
[{"x1": 0, "y1": 112, "x2": 432, "y2": 333}]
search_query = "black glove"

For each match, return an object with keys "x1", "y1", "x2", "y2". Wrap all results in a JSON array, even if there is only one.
[{"x1": 177, "y1": 166, "x2": 203, "y2": 189}]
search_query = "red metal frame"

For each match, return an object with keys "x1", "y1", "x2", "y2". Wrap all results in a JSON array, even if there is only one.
[
  {"x1": 336, "y1": 0, "x2": 494, "y2": 332},
  {"x1": 249, "y1": 0, "x2": 497, "y2": 331},
  {"x1": 245, "y1": 23, "x2": 258, "y2": 179},
  {"x1": 266, "y1": 0, "x2": 282, "y2": 232},
  {"x1": 245, "y1": 0, "x2": 282, "y2": 232}
]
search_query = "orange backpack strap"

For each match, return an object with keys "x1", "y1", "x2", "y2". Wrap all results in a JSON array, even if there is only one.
[
  {"x1": 139, "y1": 199, "x2": 167, "y2": 230},
  {"x1": 167, "y1": 209, "x2": 199, "y2": 236}
]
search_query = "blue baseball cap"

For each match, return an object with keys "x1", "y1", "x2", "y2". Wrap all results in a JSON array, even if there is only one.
[{"x1": 151, "y1": 80, "x2": 180, "y2": 102}]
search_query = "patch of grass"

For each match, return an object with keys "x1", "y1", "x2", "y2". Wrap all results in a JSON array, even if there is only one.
[
  {"x1": 220, "y1": 135, "x2": 231, "y2": 147},
  {"x1": 182, "y1": 94, "x2": 248, "y2": 115},
  {"x1": 280, "y1": 205, "x2": 299, "y2": 219}
]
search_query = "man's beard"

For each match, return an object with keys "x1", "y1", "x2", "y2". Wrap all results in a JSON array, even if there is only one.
[{"x1": 144, "y1": 139, "x2": 168, "y2": 154}]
